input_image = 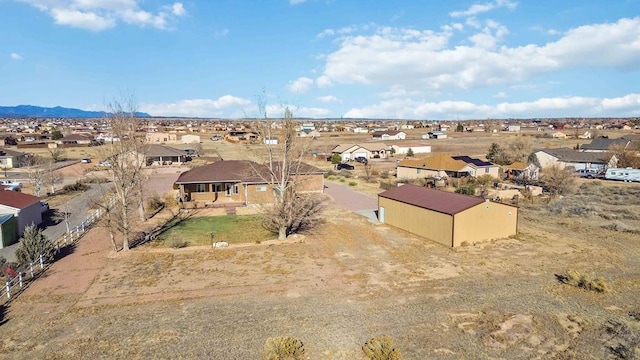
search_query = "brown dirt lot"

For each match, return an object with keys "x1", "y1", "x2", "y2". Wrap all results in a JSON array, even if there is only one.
[{"x1": 2, "y1": 183, "x2": 640, "y2": 359}]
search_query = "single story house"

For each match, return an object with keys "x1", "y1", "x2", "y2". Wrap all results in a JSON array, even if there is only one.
[
  {"x1": 551, "y1": 132, "x2": 568, "y2": 139},
  {"x1": 0, "y1": 214, "x2": 18, "y2": 249},
  {"x1": 397, "y1": 154, "x2": 499, "y2": 180},
  {"x1": 427, "y1": 131, "x2": 448, "y2": 139},
  {"x1": 502, "y1": 162, "x2": 540, "y2": 181},
  {"x1": 264, "y1": 136, "x2": 279, "y2": 145},
  {"x1": 378, "y1": 184, "x2": 518, "y2": 247},
  {"x1": 0, "y1": 148, "x2": 28, "y2": 169},
  {"x1": 534, "y1": 148, "x2": 617, "y2": 170},
  {"x1": 331, "y1": 143, "x2": 390, "y2": 161},
  {"x1": 580, "y1": 137, "x2": 631, "y2": 152},
  {"x1": 506, "y1": 124, "x2": 521, "y2": 132},
  {"x1": 299, "y1": 129, "x2": 321, "y2": 138},
  {"x1": 391, "y1": 144, "x2": 432, "y2": 155},
  {"x1": 55, "y1": 133, "x2": 93, "y2": 147},
  {"x1": 145, "y1": 144, "x2": 189, "y2": 166},
  {"x1": 371, "y1": 130, "x2": 406, "y2": 141},
  {"x1": 146, "y1": 132, "x2": 178, "y2": 143},
  {"x1": 174, "y1": 160, "x2": 325, "y2": 206},
  {"x1": 181, "y1": 134, "x2": 201, "y2": 144},
  {"x1": 0, "y1": 191, "x2": 43, "y2": 238},
  {"x1": 225, "y1": 131, "x2": 260, "y2": 143}
]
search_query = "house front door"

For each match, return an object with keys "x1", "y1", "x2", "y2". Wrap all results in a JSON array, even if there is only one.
[{"x1": 225, "y1": 184, "x2": 231, "y2": 196}]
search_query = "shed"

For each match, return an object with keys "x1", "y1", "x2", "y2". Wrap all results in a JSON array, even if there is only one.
[
  {"x1": 0, "y1": 191, "x2": 43, "y2": 237},
  {"x1": 0, "y1": 214, "x2": 18, "y2": 249},
  {"x1": 378, "y1": 184, "x2": 518, "y2": 247}
]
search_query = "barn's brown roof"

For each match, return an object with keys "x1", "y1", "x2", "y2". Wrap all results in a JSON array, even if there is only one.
[
  {"x1": 0, "y1": 191, "x2": 41, "y2": 209},
  {"x1": 378, "y1": 184, "x2": 484, "y2": 215}
]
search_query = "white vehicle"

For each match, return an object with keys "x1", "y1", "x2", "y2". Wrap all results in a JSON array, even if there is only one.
[
  {"x1": 0, "y1": 179, "x2": 22, "y2": 191},
  {"x1": 605, "y1": 168, "x2": 640, "y2": 182}
]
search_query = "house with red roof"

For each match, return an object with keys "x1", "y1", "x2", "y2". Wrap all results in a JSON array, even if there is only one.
[
  {"x1": 0, "y1": 191, "x2": 43, "y2": 238},
  {"x1": 378, "y1": 184, "x2": 518, "y2": 247}
]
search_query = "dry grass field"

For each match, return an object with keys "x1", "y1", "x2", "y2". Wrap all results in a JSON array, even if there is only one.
[{"x1": 1, "y1": 129, "x2": 639, "y2": 359}]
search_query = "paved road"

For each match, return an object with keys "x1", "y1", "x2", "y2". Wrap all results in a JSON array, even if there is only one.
[
  {"x1": 323, "y1": 183, "x2": 379, "y2": 222},
  {"x1": 0, "y1": 184, "x2": 110, "y2": 262}
]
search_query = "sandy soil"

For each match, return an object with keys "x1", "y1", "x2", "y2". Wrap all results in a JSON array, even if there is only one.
[{"x1": 2, "y1": 186, "x2": 639, "y2": 359}]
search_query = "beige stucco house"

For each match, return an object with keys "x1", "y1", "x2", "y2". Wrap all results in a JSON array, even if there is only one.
[
  {"x1": 0, "y1": 191, "x2": 43, "y2": 238},
  {"x1": 378, "y1": 184, "x2": 518, "y2": 247}
]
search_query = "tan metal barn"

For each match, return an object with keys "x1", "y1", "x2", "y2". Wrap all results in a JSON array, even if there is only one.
[{"x1": 378, "y1": 184, "x2": 518, "y2": 247}]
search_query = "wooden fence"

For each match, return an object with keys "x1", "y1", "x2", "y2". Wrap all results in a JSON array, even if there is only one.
[{"x1": 0, "y1": 198, "x2": 114, "y2": 303}]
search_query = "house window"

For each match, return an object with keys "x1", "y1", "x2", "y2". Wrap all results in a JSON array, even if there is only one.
[
  {"x1": 233, "y1": 185, "x2": 239, "y2": 194},
  {"x1": 485, "y1": 168, "x2": 489, "y2": 173},
  {"x1": 256, "y1": 186, "x2": 267, "y2": 192},
  {"x1": 417, "y1": 169, "x2": 422, "y2": 174},
  {"x1": 215, "y1": 184, "x2": 223, "y2": 192},
  {"x1": 195, "y1": 184, "x2": 207, "y2": 192}
]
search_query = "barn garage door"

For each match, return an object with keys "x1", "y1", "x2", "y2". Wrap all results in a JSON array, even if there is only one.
[{"x1": 355, "y1": 152, "x2": 367, "y2": 158}]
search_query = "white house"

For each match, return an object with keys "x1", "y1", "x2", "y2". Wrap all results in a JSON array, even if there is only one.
[
  {"x1": 264, "y1": 136, "x2": 278, "y2": 145},
  {"x1": 506, "y1": 124, "x2": 521, "y2": 132},
  {"x1": 534, "y1": 148, "x2": 617, "y2": 171},
  {"x1": 371, "y1": 130, "x2": 407, "y2": 141},
  {"x1": 181, "y1": 134, "x2": 201, "y2": 144},
  {"x1": 353, "y1": 127, "x2": 369, "y2": 133},
  {"x1": 332, "y1": 143, "x2": 390, "y2": 160},
  {"x1": 391, "y1": 144, "x2": 431, "y2": 155}
]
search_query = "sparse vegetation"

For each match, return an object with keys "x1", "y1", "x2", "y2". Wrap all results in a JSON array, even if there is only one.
[
  {"x1": 362, "y1": 336, "x2": 404, "y2": 360},
  {"x1": 262, "y1": 336, "x2": 305, "y2": 360},
  {"x1": 556, "y1": 269, "x2": 610, "y2": 293}
]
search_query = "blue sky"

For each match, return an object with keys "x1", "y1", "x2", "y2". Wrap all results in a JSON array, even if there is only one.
[{"x1": 2, "y1": 0, "x2": 640, "y2": 119}]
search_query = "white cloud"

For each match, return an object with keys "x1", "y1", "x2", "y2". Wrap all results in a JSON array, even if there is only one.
[
  {"x1": 10, "y1": 53, "x2": 23, "y2": 60},
  {"x1": 18, "y1": 0, "x2": 187, "y2": 31},
  {"x1": 171, "y1": 2, "x2": 186, "y2": 16},
  {"x1": 318, "y1": 17, "x2": 640, "y2": 95},
  {"x1": 449, "y1": 0, "x2": 517, "y2": 18},
  {"x1": 214, "y1": 28, "x2": 229, "y2": 37},
  {"x1": 290, "y1": 0, "x2": 307, "y2": 4},
  {"x1": 287, "y1": 77, "x2": 314, "y2": 93},
  {"x1": 140, "y1": 96, "x2": 251, "y2": 117},
  {"x1": 343, "y1": 94, "x2": 640, "y2": 119},
  {"x1": 265, "y1": 104, "x2": 330, "y2": 118},
  {"x1": 317, "y1": 95, "x2": 340, "y2": 103},
  {"x1": 494, "y1": 92, "x2": 507, "y2": 98}
]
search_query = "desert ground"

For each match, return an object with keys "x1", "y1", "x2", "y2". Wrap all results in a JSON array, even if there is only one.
[{"x1": 1, "y1": 129, "x2": 639, "y2": 359}]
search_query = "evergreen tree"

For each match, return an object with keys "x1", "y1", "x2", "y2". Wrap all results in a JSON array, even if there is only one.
[
  {"x1": 406, "y1": 148, "x2": 414, "y2": 157},
  {"x1": 15, "y1": 224, "x2": 55, "y2": 265}
]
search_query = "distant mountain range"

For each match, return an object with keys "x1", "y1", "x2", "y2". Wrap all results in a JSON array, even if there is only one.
[{"x1": 0, "y1": 105, "x2": 151, "y2": 118}]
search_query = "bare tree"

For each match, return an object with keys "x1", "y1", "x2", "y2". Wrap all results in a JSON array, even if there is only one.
[
  {"x1": 22, "y1": 154, "x2": 45, "y2": 197},
  {"x1": 541, "y1": 164, "x2": 577, "y2": 196},
  {"x1": 46, "y1": 161, "x2": 63, "y2": 195},
  {"x1": 99, "y1": 96, "x2": 147, "y2": 251},
  {"x1": 48, "y1": 148, "x2": 66, "y2": 163},
  {"x1": 608, "y1": 142, "x2": 640, "y2": 169},
  {"x1": 254, "y1": 104, "x2": 326, "y2": 240}
]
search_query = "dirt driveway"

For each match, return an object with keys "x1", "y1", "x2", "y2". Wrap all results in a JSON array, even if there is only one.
[{"x1": 324, "y1": 183, "x2": 378, "y2": 211}]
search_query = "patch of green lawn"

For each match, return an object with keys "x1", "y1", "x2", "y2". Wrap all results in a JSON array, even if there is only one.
[{"x1": 157, "y1": 214, "x2": 273, "y2": 247}]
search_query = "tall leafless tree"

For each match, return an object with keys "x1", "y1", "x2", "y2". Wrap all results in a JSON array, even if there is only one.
[
  {"x1": 100, "y1": 96, "x2": 147, "y2": 251},
  {"x1": 253, "y1": 104, "x2": 326, "y2": 240}
]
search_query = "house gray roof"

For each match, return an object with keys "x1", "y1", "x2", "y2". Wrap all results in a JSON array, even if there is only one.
[
  {"x1": 537, "y1": 148, "x2": 611, "y2": 163},
  {"x1": 580, "y1": 138, "x2": 629, "y2": 151},
  {"x1": 175, "y1": 160, "x2": 324, "y2": 184},
  {"x1": 378, "y1": 184, "x2": 486, "y2": 215},
  {"x1": 145, "y1": 144, "x2": 186, "y2": 157},
  {"x1": 0, "y1": 148, "x2": 26, "y2": 157}
]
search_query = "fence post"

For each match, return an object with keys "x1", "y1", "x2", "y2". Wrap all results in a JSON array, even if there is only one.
[
  {"x1": 56, "y1": 242, "x2": 60, "y2": 254},
  {"x1": 18, "y1": 273, "x2": 23, "y2": 288},
  {"x1": 29, "y1": 262, "x2": 34, "y2": 278},
  {"x1": 5, "y1": 282, "x2": 10, "y2": 298},
  {"x1": 81, "y1": 222, "x2": 85, "y2": 232},
  {"x1": 39, "y1": 254, "x2": 44, "y2": 269}
]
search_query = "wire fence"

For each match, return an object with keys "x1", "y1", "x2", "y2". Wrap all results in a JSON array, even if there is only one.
[{"x1": 0, "y1": 198, "x2": 115, "y2": 303}]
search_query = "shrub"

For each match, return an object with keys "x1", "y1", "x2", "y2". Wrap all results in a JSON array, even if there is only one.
[
  {"x1": 348, "y1": 181, "x2": 358, "y2": 187},
  {"x1": 339, "y1": 178, "x2": 346, "y2": 183},
  {"x1": 62, "y1": 181, "x2": 90, "y2": 193},
  {"x1": 455, "y1": 184, "x2": 476, "y2": 196},
  {"x1": 146, "y1": 195, "x2": 165, "y2": 213},
  {"x1": 362, "y1": 336, "x2": 404, "y2": 360},
  {"x1": 556, "y1": 269, "x2": 610, "y2": 293},
  {"x1": 380, "y1": 170, "x2": 389, "y2": 179},
  {"x1": 602, "y1": 222, "x2": 634, "y2": 233},
  {"x1": 167, "y1": 237, "x2": 188, "y2": 249},
  {"x1": 330, "y1": 154, "x2": 342, "y2": 164},
  {"x1": 262, "y1": 336, "x2": 305, "y2": 360},
  {"x1": 15, "y1": 225, "x2": 56, "y2": 266}
]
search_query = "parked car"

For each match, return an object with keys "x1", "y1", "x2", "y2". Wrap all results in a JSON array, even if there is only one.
[
  {"x1": 0, "y1": 180, "x2": 22, "y2": 191},
  {"x1": 336, "y1": 163, "x2": 355, "y2": 170},
  {"x1": 81, "y1": 158, "x2": 92, "y2": 163},
  {"x1": 575, "y1": 169, "x2": 602, "y2": 179},
  {"x1": 99, "y1": 160, "x2": 111, "y2": 167},
  {"x1": 354, "y1": 156, "x2": 368, "y2": 164}
]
